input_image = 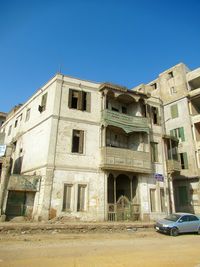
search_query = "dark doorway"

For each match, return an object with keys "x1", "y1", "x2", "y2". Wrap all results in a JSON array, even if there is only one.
[
  {"x1": 116, "y1": 174, "x2": 131, "y2": 201},
  {"x1": 5, "y1": 191, "x2": 35, "y2": 220}
]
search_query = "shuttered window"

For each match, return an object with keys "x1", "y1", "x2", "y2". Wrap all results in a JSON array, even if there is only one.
[
  {"x1": 170, "y1": 127, "x2": 185, "y2": 142},
  {"x1": 68, "y1": 89, "x2": 91, "y2": 112},
  {"x1": 77, "y1": 184, "x2": 87, "y2": 211},
  {"x1": 72, "y1": 130, "x2": 84, "y2": 154},
  {"x1": 170, "y1": 104, "x2": 178, "y2": 119},
  {"x1": 62, "y1": 184, "x2": 73, "y2": 211}
]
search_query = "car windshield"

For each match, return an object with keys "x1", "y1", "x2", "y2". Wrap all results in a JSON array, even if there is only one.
[{"x1": 164, "y1": 214, "x2": 181, "y2": 222}]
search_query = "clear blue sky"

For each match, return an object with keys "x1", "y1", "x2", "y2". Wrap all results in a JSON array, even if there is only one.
[{"x1": 1, "y1": 0, "x2": 200, "y2": 112}]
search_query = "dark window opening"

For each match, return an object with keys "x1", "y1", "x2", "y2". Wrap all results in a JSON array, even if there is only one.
[
  {"x1": 180, "y1": 153, "x2": 188, "y2": 169},
  {"x1": 112, "y1": 107, "x2": 119, "y2": 112},
  {"x1": 68, "y1": 89, "x2": 91, "y2": 112},
  {"x1": 168, "y1": 71, "x2": 174, "y2": 79},
  {"x1": 151, "y1": 83, "x2": 157, "y2": 90},
  {"x1": 72, "y1": 130, "x2": 84, "y2": 154},
  {"x1": 151, "y1": 106, "x2": 159, "y2": 125},
  {"x1": 122, "y1": 106, "x2": 127, "y2": 114}
]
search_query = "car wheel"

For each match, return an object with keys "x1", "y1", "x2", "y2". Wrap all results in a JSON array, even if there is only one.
[{"x1": 170, "y1": 227, "x2": 179, "y2": 237}]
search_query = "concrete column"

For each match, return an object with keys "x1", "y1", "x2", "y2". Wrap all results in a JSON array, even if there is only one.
[{"x1": 168, "y1": 173, "x2": 175, "y2": 213}]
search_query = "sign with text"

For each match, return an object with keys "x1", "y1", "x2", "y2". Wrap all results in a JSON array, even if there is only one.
[{"x1": 154, "y1": 173, "x2": 164, "y2": 182}]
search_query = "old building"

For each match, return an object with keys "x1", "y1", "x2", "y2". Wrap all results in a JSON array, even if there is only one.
[
  {"x1": 134, "y1": 63, "x2": 200, "y2": 214},
  {"x1": 0, "y1": 67, "x2": 188, "y2": 222}
]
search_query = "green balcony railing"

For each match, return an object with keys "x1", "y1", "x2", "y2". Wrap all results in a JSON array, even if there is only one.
[{"x1": 101, "y1": 109, "x2": 149, "y2": 134}]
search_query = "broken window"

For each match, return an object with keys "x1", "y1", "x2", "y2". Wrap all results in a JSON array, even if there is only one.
[
  {"x1": 72, "y1": 130, "x2": 84, "y2": 154},
  {"x1": 170, "y1": 127, "x2": 185, "y2": 142},
  {"x1": 25, "y1": 108, "x2": 31, "y2": 121},
  {"x1": 68, "y1": 89, "x2": 91, "y2": 112},
  {"x1": 77, "y1": 184, "x2": 87, "y2": 211},
  {"x1": 62, "y1": 184, "x2": 73, "y2": 211},
  {"x1": 38, "y1": 93, "x2": 48, "y2": 113},
  {"x1": 151, "y1": 142, "x2": 158, "y2": 162},
  {"x1": 150, "y1": 189, "x2": 156, "y2": 212},
  {"x1": 180, "y1": 152, "x2": 188, "y2": 169}
]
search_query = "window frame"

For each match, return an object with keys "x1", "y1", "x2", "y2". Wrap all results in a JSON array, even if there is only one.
[
  {"x1": 77, "y1": 184, "x2": 87, "y2": 212},
  {"x1": 62, "y1": 183, "x2": 73, "y2": 212},
  {"x1": 71, "y1": 129, "x2": 84, "y2": 154}
]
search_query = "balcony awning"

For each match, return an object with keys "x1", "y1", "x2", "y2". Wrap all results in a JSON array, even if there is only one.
[
  {"x1": 8, "y1": 175, "x2": 41, "y2": 192},
  {"x1": 102, "y1": 120, "x2": 149, "y2": 134}
]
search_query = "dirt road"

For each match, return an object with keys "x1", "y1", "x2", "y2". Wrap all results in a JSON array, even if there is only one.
[{"x1": 0, "y1": 229, "x2": 200, "y2": 267}]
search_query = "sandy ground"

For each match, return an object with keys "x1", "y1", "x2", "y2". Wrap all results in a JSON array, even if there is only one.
[{"x1": 0, "y1": 229, "x2": 200, "y2": 267}]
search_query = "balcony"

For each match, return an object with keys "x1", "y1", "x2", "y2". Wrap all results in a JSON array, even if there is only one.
[
  {"x1": 100, "y1": 147, "x2": 152, "y2": 173},
  {"x1": 166, "y1": 160, "x2": 181, "y2": 173},
  {"x1": 101, "y1": 109, "x2": 149, "y2": 134}
]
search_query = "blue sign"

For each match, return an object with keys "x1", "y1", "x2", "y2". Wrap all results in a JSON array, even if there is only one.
[{"x1": 154, "y1": 173, "x2": 164, "y2": 182}]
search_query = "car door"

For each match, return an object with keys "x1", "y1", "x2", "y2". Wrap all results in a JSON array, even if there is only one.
[
  {"x1": 188, "y1": 215, "x2": 200, "y2": 232},
  {"x1": 177, "y1": 215, "x2": 190, "y2": 233}
]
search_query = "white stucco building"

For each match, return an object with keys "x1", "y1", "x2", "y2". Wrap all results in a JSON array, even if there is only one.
[{"x1": 2, "y1": 65, "x2": 197, "y2": 222}]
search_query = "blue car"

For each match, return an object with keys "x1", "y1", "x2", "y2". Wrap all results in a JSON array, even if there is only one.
[{"x1": 155, "y1": 213, "x2": 200, "y2": 236}]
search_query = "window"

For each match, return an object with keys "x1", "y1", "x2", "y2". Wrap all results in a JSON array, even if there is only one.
[
  {"x1": 112, "y1": 107, "x2": 119, "y2": 112},
  {"x1": 38, "y1": 93, "x2": 48, "y2": 112},
  {"x1": 25, "y1": 108, "x2": 31, "y2": 121},
  {"x1": 72, "y1": 130, "x2": 84, "y2": 154},
  {"x1": 188, "y1": 215, "x2": 199, "y2": 221},
  {"x1": 170, "y1": 127, "x2": 185, "y2": 142},
  {"x1": 180, "y1": 152, "x2": 188, "y2": 169},
  {"x1": 62, "y1": 184, "x2": 73, "y2": 211},
  {"x1": 150, "y1": 189, "x2": 156, "y2": 212},
  {"x1": 151, "y1": 142, "x2": 158, "y2": 162},
  {"x1": 122, "y1": 106, "x2": 127, "y2": 114},
  {"x1": 170, "y1": 104, "x2": 179, "y2": 119},
  {"x1": 68, "y1": 89, "x2": 91, "y2": 112},
  {"x1": 14, "y1": 120, "x2": 18, "y2": 128},
  {"x1": 168, "y1": 71, "x2": 174, "y2": 79},
  {"x1": 77, "y1": 184, "x2": 87, "y2": 211},
  {"x1": 8, "y1": 125, "x2": 12, "y2": 136},
  {"x1": 151, "y1": 106, "x2": 159, "y2": 125},
  {"x1": 170, "y1": 87, "x2": 177, "y2": 95},
  {"x1": 160, "y1": 188, "x2": 165, "y2": 212},
  {"x1": 151, "y1": 83, "x2": 157, "y2": 90}
]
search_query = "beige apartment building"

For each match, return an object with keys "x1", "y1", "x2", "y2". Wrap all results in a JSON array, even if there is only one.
[
  {"x1": 0, "y1": 63, "x2": 199, "y2": 222},
  {"x1": 134, "y1": 63, "x2": 200, "y2": 215}
]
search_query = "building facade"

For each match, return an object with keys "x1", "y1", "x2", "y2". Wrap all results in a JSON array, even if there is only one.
[
  {"x1": 134, "y1": 63, "x2": 200, "y2": 215},
  {"x1": 1, "y1": 63, "x2": 197, "y2": 222}
]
